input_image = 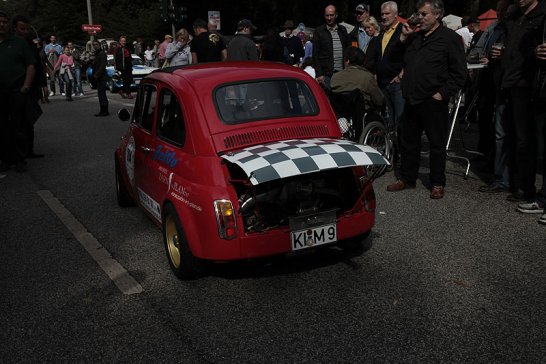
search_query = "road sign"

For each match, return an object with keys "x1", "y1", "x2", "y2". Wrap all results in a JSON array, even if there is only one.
[
  {"x1": 208, "y1": 11, "x2": 221, "y2": 30},
  {"x1": 81, "y1": 24, "x2": 102, "y2": 33}
]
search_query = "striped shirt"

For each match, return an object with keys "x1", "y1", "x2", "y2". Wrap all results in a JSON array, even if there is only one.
[{"x1": 329, "y1": 26, "x2": 343, "y2": 72}]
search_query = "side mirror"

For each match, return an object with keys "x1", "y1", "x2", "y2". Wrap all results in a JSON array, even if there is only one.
[{"x1": 118, "y1": 108, "x2": 131, "y2": 122}]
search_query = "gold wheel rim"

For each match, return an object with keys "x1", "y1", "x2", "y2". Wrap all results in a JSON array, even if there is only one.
[{"x1": 165, "y1": 215, "x2": 181, "y2": 268}]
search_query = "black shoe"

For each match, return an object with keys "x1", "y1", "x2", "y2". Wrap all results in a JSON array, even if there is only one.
[
  {"x1": 94, "y1": 111, "x2": 109, "y2": 117},
  {"x1": 67, "y1": 98, "x2": 74, "y2": 102},
  {"x1": 478, "y1": 183, "x2": 509, "y2": 193},
  {"x1": 506, "y1": 190, "x2": 533, "y2": 202},
  {"x1": 27, "y1": 152, "x2": 44, "y2": 158}
]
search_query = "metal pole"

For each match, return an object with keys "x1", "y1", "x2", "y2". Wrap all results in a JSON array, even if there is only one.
[
  {"x1": 170, "y1": 0, "x2": 176, "y2": 38},
  {"x1": 86, "y1": 0, "x2": 94, "y2": 41}
]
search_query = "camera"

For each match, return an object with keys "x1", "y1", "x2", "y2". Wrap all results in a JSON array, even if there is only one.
[{"x1": 407, "y1": 13, "x2": 420, "y2": 28}]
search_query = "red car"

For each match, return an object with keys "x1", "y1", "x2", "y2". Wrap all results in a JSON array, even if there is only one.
[{"x1": 115, "y1": 62, "x2": 387, "y2": 279}]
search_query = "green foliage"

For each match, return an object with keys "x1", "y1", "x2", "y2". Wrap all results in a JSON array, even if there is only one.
[{"x1": 1, "y1": 0, "x2": 485, "y2": 46}]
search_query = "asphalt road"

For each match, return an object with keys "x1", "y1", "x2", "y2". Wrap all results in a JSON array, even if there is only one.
[{"x1": 1, "y1": 85, "x2": 545, "y2": 363}]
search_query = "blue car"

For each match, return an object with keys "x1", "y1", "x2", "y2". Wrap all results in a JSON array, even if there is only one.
[{"x1": 87, "y1": 54, "x2": 157, "y2": 93}]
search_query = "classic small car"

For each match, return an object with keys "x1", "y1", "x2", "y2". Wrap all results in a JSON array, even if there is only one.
[
  {"x1": 115, "y1": 62, "x2": 387, "y2": 279},
  {"x1": 88, "y1": 54, "x2": 157, "y2": 93}
]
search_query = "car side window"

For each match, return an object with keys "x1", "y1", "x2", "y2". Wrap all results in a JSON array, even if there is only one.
[
  {"x1": 134, "y1": 84, "x2": 157, "y2": 132},
  {"x1": 157, "y1": 88, "x2": 186, "y2": 147}
]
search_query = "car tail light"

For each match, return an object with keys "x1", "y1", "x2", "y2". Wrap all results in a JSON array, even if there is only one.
[{"x1": 214, "y1": 200, "x2": 237, "y2": 240}]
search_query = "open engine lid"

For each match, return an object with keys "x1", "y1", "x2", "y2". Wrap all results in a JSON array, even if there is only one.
[{"x1": 221, "y1": 138, "x2": 388, "y2": 185}]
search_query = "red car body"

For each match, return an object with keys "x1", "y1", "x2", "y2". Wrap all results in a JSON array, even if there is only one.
[{"x1": 115, "y1": 61, "x2": 386, "y2": 278}]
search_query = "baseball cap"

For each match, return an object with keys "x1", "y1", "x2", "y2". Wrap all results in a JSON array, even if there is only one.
[
  {"x1": 164, "y1": 34, "x2": 173, "y2": 39},
  {"x1": 355, "y1": 4, "x2": 370, "y2": 13},
  {"x1": 237, "y1": 19, "x2": 256, "y2": 31}
]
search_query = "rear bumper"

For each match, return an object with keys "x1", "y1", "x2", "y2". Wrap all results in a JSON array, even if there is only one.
[{"x1": 197, "y1": 205, "x2": 375, "y2": 261}]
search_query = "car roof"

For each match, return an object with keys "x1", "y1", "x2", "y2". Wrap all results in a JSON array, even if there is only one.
[
  {"x1": 144, "y1": 61, "x2": 338, "y2": 154},
  {"x1": 157, "y1": 61, "x2": 308, "y2": 85}
]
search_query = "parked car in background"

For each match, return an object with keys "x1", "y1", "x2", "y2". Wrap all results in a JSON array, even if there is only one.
[
  {"x1": 87, "y1": 54, "x2": 157, "y2": 93},
  {"x1": 115, "y1": 62, "x2": 387, "y2": 279}
]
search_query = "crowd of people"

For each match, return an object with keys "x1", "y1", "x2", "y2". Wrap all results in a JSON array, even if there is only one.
[
  {"x1": 307, "y1": 0, "x2": 546, "y2": 225},
  {"x1": 1, "y1": 1, "x2": 545, "y2": 224}
]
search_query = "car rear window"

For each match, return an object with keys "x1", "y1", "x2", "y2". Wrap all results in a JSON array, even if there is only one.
[{"x1": 214, "y1": 79, "x2": 318, "y2": 124}]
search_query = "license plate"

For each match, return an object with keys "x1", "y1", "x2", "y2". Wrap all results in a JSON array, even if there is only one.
[
  {"x1": 135, "y1": 79, "x2": 141, "y2": 85},
  {"x1": 291, "y1": 224, "x2": 337, "y2": 251}
]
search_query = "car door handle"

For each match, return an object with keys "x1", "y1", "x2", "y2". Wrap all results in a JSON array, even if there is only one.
[{"x1": 140, "y1": 146, "x2": 152, "y2": 154}]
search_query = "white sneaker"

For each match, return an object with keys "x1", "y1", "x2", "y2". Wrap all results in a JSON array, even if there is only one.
[
  {"x1": 539, "y1": 213, "x2": 546, "y2": 225},
  {"x1": 61, "y1": 92, "x2": 66, "y2": 96},
  {"x1": 49, "y1": 91, "x2": 54, "y2": 97},
  {"x1": 72, "y1": 93, "x2": 76, "y2": 97},
  {"x1": 517, "y1": 201, "x2": 545, "y2": 214}
]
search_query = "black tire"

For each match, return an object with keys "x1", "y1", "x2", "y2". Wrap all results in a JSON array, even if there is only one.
[
  {"x1": 115, "y1": 155, "x2": 135, "y2": 207},
  {"x1": 109, "y1": 80, "x2": 117, "y2": 93},
  {"x1": 358, "y1": 120, "x2": 391, "y2": 177},
  {"x1": 162, "y1": 203, "x2": 205, "y2": 280}
]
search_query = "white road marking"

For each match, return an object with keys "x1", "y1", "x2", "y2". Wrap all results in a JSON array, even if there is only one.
[{"x1": 37, "y1": 190, "x2": 144, "y2": 295}]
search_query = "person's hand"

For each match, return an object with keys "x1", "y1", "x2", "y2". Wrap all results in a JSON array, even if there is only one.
[
  {"x1": 535, "y1": 43, "x2": 546, "y2": 60},
  {"x1": 20, "y1": 85, "x2": 31, "y2": 94},
  {"x1": 490, "y1": 44, "x2": 504, "y2": 59},
  {"x1": 480, "y1": 57, "x2": 489, "y2": 65},
  {"x1": 400, "y1": 22, "x2": 415, "y2": 42},
  {"x1": 432, "y1": 92, "x2": 443, "y2": 101},
  {"x1": 391, "y1": 75, "x2": 402, "y2": 83}
]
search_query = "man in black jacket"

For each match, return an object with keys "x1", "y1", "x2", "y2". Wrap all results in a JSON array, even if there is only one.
[
  {"x1": 114, "y1": 35, "x2": 133, "y2": 99},
  {"x1": 386, "y1": 0, "x2": 466, "y2": 199},
  {"x1": 312, "y1": 4, "x2": 351, "y2": 90},
  {"x1": 92, "y1": 40, "x2": 109, "y2": 116},
  {"x1": 373, "y1": 1, "x2": 405, "y2": 128},
  {"x1": 499, "y1": 0, "x2": 546, "y2": 203},
  {"x1": 280, "y1": 20, "x2": 304, "y2": 65}
]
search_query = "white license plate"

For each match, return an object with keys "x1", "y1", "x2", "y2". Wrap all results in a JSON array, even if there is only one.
[
  {"x1": 291, "y1": 224, "x2": 337, "y2": 251},
  {"x1": 135, "y1": 79, "x2": 141, "y2": 85}
]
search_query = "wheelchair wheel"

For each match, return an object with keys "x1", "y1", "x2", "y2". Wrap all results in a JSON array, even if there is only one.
[{"x1": 358, "y1": 121, "x2": 392, "y2": 177}]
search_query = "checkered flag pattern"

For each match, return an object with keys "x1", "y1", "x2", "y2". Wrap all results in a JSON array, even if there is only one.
[{"x1": 221, "y1": 138, "x2": 388, "y2": 185}]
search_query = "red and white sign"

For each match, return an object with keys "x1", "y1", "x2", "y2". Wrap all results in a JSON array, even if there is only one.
[{"x1": 81, "y1": 24, "x2": 102, "y2": 34}]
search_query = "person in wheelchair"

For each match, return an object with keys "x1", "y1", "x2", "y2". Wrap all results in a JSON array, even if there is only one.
[{"x1": 330, "y1": 46, "x2": 385, "y2": 138}]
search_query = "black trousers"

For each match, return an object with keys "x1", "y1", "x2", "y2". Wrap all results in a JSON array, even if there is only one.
[
  {"x1": 121, "y1": 70, "x2": 132, "y2": 95},
  {"x1": 97, "y1": 79, "x2": 109, "y2": 108},
  {"x1": 399, "y1": 98, "x2": 450, "y2": 187},
  {"x1": 505, "y1": 87, "x2": 537, "y2": 196},
  {"x1": 0, "y1": 90, "x2": 27, "y2": 164}
]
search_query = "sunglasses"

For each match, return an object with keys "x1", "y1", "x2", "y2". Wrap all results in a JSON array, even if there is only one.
[{"x1": 355, "y1": 11, "x2": 365, "y2": 16}]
